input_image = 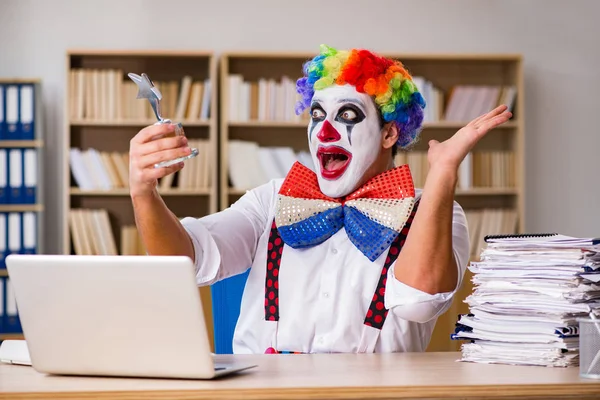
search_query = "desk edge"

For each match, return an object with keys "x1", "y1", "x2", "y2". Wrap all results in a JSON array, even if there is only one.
[{"x1": 2, "y1": 383, "x2": 600, "y2": 400}]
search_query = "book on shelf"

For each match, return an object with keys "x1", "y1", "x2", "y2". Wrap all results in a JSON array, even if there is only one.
[
  {"x1": 394, "y1": 151, "x2": 430, "y2": 189},
  {"x1": 69, "y1": 141, "x2": 211, "y2": 192},
  {"x1": 394, "y1": 150, "x2": 515, "y2": 190},
  {"x1": 70, "y1": 148, "x2": 128, "y2": 191},
  {"x1": 69, "y1": 69, "x2": 211, "y2": 121},
  {"x1": 158, "y1": 139, "x2": 212, "y2": 191},
  {"x1": 68, "y1": 208, "x2": 117, "y2": 255},
  {"x1": 464, "y1": 208, "x2": 519, "y2": 259},
  {"x1": 228, "y1": 140, "x2": 313, "y2": 191},
  {"x1": 69, "y1": 208, "x2": 148, "y2": 256},
  {"x1": 444, "y1": 85, "x2": 517, "y2": 122},
  {"x1": 228, "y1": 145, "x2": 515, "y2": 195},
  {"x1": 411, "y1": 76, "x2": 444, "y2": 123},
  {"x1": 120, "y1": 225, "x2": 147, "y2": 256},
  {"x1": 227, "y1": 74, "x2": 309, "y2": 122},
  {"x1": 471, "y1": 151, "x2": 517, "y2": 188}
]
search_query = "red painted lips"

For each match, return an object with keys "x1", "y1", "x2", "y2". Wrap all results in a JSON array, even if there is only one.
[{"x1": 317, "y1": 146, "x2": 352, "y2": 179}]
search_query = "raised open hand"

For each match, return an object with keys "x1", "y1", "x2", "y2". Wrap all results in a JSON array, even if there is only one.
[{"x1": 427, "y1": 105, "x2": 512, "y2": 172}]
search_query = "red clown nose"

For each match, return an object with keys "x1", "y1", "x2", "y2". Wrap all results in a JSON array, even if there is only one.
[{"x1": 316, "y1": 120, "x2": 341, "y2": 143}]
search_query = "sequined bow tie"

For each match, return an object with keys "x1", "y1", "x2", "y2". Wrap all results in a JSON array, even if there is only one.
[{"x1": 275, "y1": 162, "x2": 416, "y2": 261}]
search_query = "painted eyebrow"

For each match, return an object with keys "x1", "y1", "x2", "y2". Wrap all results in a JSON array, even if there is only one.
[
  {"x1": 310, "y1": 98, "x2": 366, "y2": 109},
  {"x1": 336, "y1": 98, "x2": 366, "y2": 109}
]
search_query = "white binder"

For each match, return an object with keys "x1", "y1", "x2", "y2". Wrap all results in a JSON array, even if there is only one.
[
  {"x1": 7, "y1": 212, "x2": 21, "y2": 255},
  {"x1": 0, "y1": 84, "x2": 4, "y2": 138},
  {"x1": 23, "y1": 149, "x2": 37, "y2": 203},
  {"x1": 5, "y1": 85, "x2": 18, "y2": 137},
  {"x1": 8, "y1": 149, "x2": 23, "y2": 203},
  {"x1": 22, "y1": 212, "x2": 36, "y2": 254},
  {"x1": 20, "y1": 84, "x2": 34, "y2": 139}
]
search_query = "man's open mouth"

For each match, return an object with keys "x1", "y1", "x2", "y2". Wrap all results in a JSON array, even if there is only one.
[{"x1": 317, "y1": 146, "x2": 352, "y2": 179}]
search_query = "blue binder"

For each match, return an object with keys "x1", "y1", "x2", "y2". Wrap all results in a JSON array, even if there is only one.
[{"x1": 211, "y1": 270, "x2": 250, "y2": 354}]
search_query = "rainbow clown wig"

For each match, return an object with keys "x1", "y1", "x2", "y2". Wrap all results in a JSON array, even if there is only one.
[{"x1": 296, "y1": 45, "x2": 426, "y2": 149}]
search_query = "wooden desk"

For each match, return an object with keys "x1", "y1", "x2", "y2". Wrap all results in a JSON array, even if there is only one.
[{"x1": 1, "y1": 352, "x2": 599, "y2": 399}]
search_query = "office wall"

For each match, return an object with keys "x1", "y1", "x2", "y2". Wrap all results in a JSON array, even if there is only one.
[{"x1": 1, "y1": 0, "x2": 599, "y2": 253}]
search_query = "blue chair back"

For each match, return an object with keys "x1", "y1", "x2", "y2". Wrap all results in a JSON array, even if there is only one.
[{"x1": 210, "y1": 270, "x2": 250, "y2": 354}]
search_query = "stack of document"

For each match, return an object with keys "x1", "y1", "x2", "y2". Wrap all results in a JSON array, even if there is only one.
[{"x1": 453, "y1": 234, "x2": 600, "y2": 367}]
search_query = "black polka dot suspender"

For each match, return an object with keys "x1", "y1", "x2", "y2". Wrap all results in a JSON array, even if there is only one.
[{"x1": 264, "y1": 221, "x2": 283, "y2": 322}]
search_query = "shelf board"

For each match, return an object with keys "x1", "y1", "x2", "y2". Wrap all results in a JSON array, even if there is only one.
[
  {"x1": 229, "y1": 187, "x2": 517, "y2": 197},
  {"x1": 0, "y1": 140, "x2": 44, "y2": 148},
  {"x1": 423, "y1": 121, "x2": 518, "y2": 129},
  {"x1": 223, "y1": 51, "x2": 521, "y2": 62},
  {"x1": 228, "y1": 120, "x2": 309, "y2": 128},
  {"x1": 0, "y1": 333, "x2": 24, "y2": 341},
  {"x1": 0, "y1": 269, "x2": 7, "y2": 277},
  {"x1": 228, "y1": 120, "x2": 518, "y2": 129},
  {"x1": 455, "y1": 187, "x2": 518, "y2": 195},
  {"x1": 228, "y1": 188, "x2": 250, "y2": 196},
  {"x1": 68, "y1": 49, "x2": 213, "y2": 57},
  {"x1": 0, "y1": 204, "x2": 44, "y2": 212},
  {"x1": 70, "y1": 119, "x2": 211, "y2": 127},
  {"x1": 70, "y1": 188, "x2": 212, "y2": 196},
  {"x1": 0, "y1": 78, "x2": 41, "y2": 84}
]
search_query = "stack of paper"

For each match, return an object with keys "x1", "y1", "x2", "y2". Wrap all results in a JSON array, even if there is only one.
[{"x1": 453, "y1": 234, "x2": 600, "y2": 367}]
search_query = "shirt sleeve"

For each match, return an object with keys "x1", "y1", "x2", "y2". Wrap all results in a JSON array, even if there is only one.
[
  {"x1": 180, "y1": 179, "x2": 279, "y2": 286},
  {"x1": 383, "y1": 199, "x2": 470, "y2": 324}
]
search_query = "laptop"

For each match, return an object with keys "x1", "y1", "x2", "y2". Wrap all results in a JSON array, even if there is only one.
[{"x1": 4, "y1": 254, "x2": 256, "y2": 379}]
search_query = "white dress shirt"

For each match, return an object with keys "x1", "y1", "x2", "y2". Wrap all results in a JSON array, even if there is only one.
[{"x1": 181, "y1": 178, "x2": 470, "y2": 354}]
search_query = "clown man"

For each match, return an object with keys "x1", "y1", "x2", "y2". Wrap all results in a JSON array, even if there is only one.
[{"x1": 129, "y1": 45, "x2": 512, "y2": 354}]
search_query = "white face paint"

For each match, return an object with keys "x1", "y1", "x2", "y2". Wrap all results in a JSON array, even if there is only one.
[{"x1": 308, "y1": 84, "x2": 382, "y2": 198}]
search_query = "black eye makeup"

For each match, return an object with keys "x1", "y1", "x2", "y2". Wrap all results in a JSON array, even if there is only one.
[
  {"x1": 310, "y1": 103, "x2": 326, "y2": 121},
  {"x1": 309, "y1": 102, "x2": 325, "y2": 140},
  {"x1": 335, "y1": 104, "x2": 365, "y2": 125}
]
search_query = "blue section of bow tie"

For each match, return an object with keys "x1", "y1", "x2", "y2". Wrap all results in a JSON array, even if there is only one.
[
  {"x1": 344, "y1": 207, "x2": 399, "y2": 262},
  {"x1": 277, "y1": 207, "x2": 344, "y2": 249},
  {"x1": 277, "y1": 205, "x2": 399, "y2": 261}
]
